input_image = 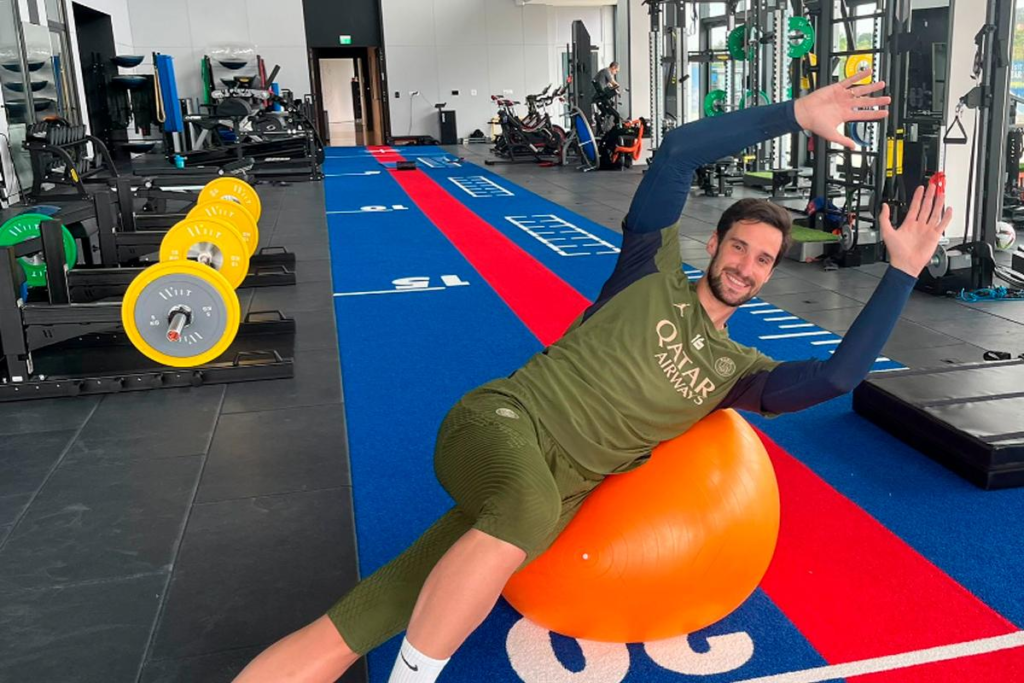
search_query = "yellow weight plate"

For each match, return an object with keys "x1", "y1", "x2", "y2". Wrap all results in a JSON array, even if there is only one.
[
  {"x1": 159, "y1": 217, "x2": 251, "y2": 289},
  {"x1": 121, "y1": 260, "x2": 241, "y2": 367},
  {"x1": 188, "y1": 199, "x2": 259, "y2": 256},
  {"x1": 844, "y1": 53, "x2": 874, "y2": 85},
  {"x1": 197, "y1": 177, "x2": 262, "y2": 223}
]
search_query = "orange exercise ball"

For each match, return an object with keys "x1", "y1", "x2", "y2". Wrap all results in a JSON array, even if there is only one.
[{"x1": 502, "y1": 409, "x2": 780, "y2": 643}]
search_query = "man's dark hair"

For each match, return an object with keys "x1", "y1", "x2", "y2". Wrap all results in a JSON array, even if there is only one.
[
  {"x1": 715, "y1": 198, "x2": 793, "y2": 266},
  {"x1": 610, "y1": 61, "x2": 619, "y2": 68}
]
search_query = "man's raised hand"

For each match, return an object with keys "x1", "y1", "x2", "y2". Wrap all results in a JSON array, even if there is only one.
[
  {"x1": 880, "y1": 184, "x2": 954, "y2": 277},
  {"x1": 793, "y1": 70, "x2": 891, "y2": 149}
]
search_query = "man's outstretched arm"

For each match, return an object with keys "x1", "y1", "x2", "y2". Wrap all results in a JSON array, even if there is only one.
[
  {"x1": 625, "y1": 102, "x2": 802, "y2": 234},
  {"x1": 626, "y1": 72, "x2": 891, "y2": 235},
  {"x1": 722, "y1": 183, "x2": 954, "y2": 415}
]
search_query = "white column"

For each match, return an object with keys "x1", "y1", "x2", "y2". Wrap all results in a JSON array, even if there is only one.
[{"x1": 939, "y1": 0, "x2": 983, "y2": 245}]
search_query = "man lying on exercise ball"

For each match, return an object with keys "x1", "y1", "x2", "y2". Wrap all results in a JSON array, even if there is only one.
[{"x1": 235, "y1": 71, "x2": 952, "y2": 683}]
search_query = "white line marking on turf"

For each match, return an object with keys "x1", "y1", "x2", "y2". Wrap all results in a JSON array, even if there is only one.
[
  {"x1": 448, "y1": 176, "x2": 513, "y2": 197},
  {"x1": 334, "y1": 287, "x2": 446, "y2": 297},
  {"x1": 765, "y1": 316, "x2": 800, "y2": 321},
  {"x1": 741, "y1": 302, "x2": 771, "y2": 308},
  {"x1": 811, "y1": 339, "x2": 843, "y2": 346},
  {"x1": 750, "y1": 309, "x2": 785, "y2": 315},
  {"x1": 734, "y1": 631, "x2": 1024, "y2": 683},
  {"x1": 872, "y1": 366, "x2": 910, "y2": 373},
  {"x1": 779, "y1": 323, "x2": 815, "y2": 329},
  {"x1": 759, "y1": 331, "x2": 833, "y2": 340},
  {"x1": 505, "y1": 215, "x2": 620, "y2": 257},
  {"x1": 324, "y1": 171, "x2": 382, "y2": 177}
]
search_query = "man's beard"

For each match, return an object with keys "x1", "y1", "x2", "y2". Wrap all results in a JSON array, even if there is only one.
[{"x1": 707, "y1": 254, "x2": 760, "y2": 307}]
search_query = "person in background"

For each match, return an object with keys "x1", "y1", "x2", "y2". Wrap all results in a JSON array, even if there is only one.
[{"x1": 595, "y1": 60, "x2": 620, "y2": 92}]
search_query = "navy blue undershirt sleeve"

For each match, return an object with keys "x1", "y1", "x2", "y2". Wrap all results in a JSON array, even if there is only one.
[
  {"x1": 720, "y1": 267, "x2": 918, "y2": 415},
  {"x1": 625, "y1": 101, "x2": 804, "y2": 235}
]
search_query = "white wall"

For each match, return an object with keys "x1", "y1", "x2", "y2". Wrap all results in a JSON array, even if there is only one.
[
  {"x1": 939, "y1": 0, "x2": 981, "y2": 245},
  {"x1": 126, "y1": 0, "x2": 312, "y2": 105},
  {"x1": 321, "y1": 58, "x2": 355, "y2": 124},
  {"x1": 382, "y1": 0, "x2": 616, "y2": 140},
  {"x1": 626, "y1": 0, "x2": 649, "y2": 125}
]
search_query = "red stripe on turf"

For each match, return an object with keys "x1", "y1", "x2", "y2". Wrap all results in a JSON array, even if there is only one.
[
  {"x1": 367, "y1": 145, "x2": 405, "y2": 164},
  {"x1": 361, "y1": 146, "x2": 1020, "y2": 675},
  {"x1": 757, "y1": 429, "x2": 1023, "y2": 679},
  {"x1": 376, "y1": 153, "x2": 591, "y2": 345}
]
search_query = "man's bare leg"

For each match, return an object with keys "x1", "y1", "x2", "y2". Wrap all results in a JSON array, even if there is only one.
[
  {"x1": 386, "y1": 528, "x2": 526, "y2": 681},
  {"x1": 233, "y1": 615, "x2": 359, "y2": 683}
]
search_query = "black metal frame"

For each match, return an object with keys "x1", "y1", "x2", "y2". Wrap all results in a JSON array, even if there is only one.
[
  {"x1": 9, "y1": 176, "x2": 298, "y2": 288},
  {"x1": 807, "y1": 0, "x2": 912, "y2": 267}
]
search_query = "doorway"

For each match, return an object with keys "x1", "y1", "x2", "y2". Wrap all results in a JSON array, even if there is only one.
[
  {"x1": 310, "y1": 47, "x2": 388, "y2": 147},
  {"x1": 320, "y1": 58, "x2": 358, "y2": 145}
]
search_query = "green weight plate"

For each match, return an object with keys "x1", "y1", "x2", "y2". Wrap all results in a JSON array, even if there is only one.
[
  {"x1": 727, "y1": 25, "x2": 757, "y2": 62},
  {"x1": 787, "y1": 16, "x2": 815, "y2": 59},
  {"x1": 704, "y1": 90, "x2": 728, "y2": 117},
  {"x1": 0, "y1": 213, "x2": 78, "y2": 287}
]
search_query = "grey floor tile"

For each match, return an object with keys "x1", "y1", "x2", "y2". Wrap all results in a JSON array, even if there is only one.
[
  {"x1": 198, "y1": 404, "x2": 351, "y2": 503},
  {"x1": 795, "y1": 306, "x2": 866, "y2": 334},
  {"x1": 958, "y1": 301, "x2": 1024, "y2": 324},
  {"x1": 783, "y1": 265, "x2": 882, "y2": 288},
  {"x1": 0, "y1": 455, "x2": 202, "y2": 589},
  {"x1": 0, "y1": 573, "x2": 165, "y2": 683},
  {"x1": 141, "y1": 647, "x2": 263, "y2": 683},
  {"x1": 962, "y1": 331, "x2": 1024, "y2": 354},
  {"x1": 269, "y1": 227, "x2": 329, "y2": 247},
  {"x1": 141, "y1": 646, "x2": 371, "y2": 683},
  {"x1": 0, "y1": 430, "x2": 76, "y2": 527},
  {"x1": 884, "y1": 343, "x2": 992, "y2": 369},
  {"x1": 758, "y1": 290, "x2": 863, "y2": 313},
  {"x1": 837, "y1": 285, "x2": 882, "y2": 304},
  {"x1": 858, "y1": 261, "x2": 896, "y2": 277},
  {"x1": 882, "y1": 320, "x2": 966, "y2": 353},
  {"x1": 0, "y1": 397, "x2": 99, "y2": 437},
  {"x1": 251, "y1": 281, "x2": 336, "y2": 315},
  {"x1": 757, "y1": 276, "x2": 826, "y2": 297},
  {"x1": 278, "y1": 239, "x2": 335, "y2": 262},
  {"x1": 295, "y1": 258, "x2": 333, "y2": 284},
  {"x1": 290, "y1": 307, "x2": 341, "y2": 352},
  {"x1": 916, "y1": 313, "x2": 1024, "y2": 341},
  {"x1": 222, "y1": 349, "x2": 342, "y2": 414},
  {"x1": 679, "y1": 227, "x2": 715, "y2": 242},
  {"x1": 149, "y1": 487, "x2": 359, "y2": 660},
  {"x1": 0, "y1": 526, "x2": 9, "y2": 546},
  {"x1": 63, "y1": 387, "x2": 224, "y2": 464}
]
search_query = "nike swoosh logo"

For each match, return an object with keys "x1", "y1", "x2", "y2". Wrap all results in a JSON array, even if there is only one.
[{"x1": 400, "y1": 650, "x2": 419, "y2": 672}]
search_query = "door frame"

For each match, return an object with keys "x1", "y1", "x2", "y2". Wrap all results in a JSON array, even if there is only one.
[{"x1": 308, "y1": 46, "x2": 391, "y2": 147}]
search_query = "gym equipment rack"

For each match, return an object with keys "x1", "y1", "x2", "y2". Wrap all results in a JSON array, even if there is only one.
[{"x1": 0, "y1": 219, "x2": 294, "y2": 402}]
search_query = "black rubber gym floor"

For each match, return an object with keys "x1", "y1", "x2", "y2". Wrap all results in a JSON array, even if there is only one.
[
  {"x1": 2, "y1": 155, "x2": 1023, "y2": 682},
  {"x1": 0, "y1": 181, "x2": 367, "y2": 683}
]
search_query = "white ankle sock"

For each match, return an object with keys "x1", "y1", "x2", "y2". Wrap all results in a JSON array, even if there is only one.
[{"x1": 387, "y1": 637, "x2": 450, "y2": 683}]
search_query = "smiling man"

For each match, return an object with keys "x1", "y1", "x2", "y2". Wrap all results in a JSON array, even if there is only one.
[{"x1": 235, "y1": 72, "x2": 953, "y2": 683}]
